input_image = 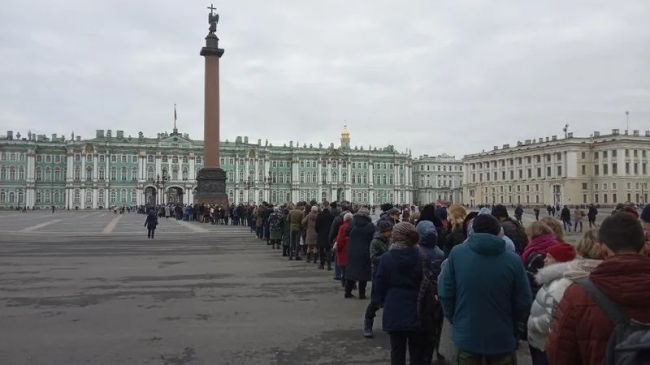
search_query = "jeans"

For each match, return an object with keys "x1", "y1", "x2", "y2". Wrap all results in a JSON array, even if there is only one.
[
  {"x1": 290, "y1": 230, "x2": 302, "y2": 258},
  {"x1": 456, "y1": 350, "x2": 517, "y2": 365},
  {"x1": 389, "y1": 331, "x2": 426, "y2": 365}
]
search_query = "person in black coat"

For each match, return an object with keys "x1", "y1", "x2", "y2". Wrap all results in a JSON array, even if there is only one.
[
  {"x1": 344, "y1": 208, "x2": 375, "y2": 299},
  {"x1": 144, "y1": 210, "x2": 158, "y2": 239},
  {"x1": 315, "y1": 202, "x2": 335, "y2": 270},
  {"x1": 560, "y1": 205, "x2": 571, "y2": 232}
]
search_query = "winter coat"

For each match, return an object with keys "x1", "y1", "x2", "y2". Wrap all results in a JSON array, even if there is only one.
[
  {"x1": 335, "y1": 220, "x2": 350, "y2": 266},
  {"x1": 345, "y1": 214, "x2": 375, "y2": 282},
  {"x1": 438, "y1": 233, "x2": 532, "y2": 355},
  {"x1": 587, "y1": 206, "x2": 598, "y2": 220},
  {"x1": 560, "y1": 207, "x2": 571, "y2": 221},
  {"x1": 546, "y1": 255, "x2": 650, "y2": 365},
  {"x1": 329, "y1": 211, "x2": 346, "y2": 245},
  {"x1": 501, "y1": 218, "x2": 528, "y2": 254},
  {"x1": 527, "y1": 258, "x2": 602, "y2": 350},
  {"x1": 145, "y1": 213, "x2": 158, "y2": 229},
  {"x1": 302, "y1": 211, "x2": 318, "y2": 246},
  {"x1": 315, "y1": 209, "x2": 335, "y2": 248},
  {"x1": 268, "y1": 212, "x2": 284, "y2": 241},
  {"x1": 369, "y1": 233, "x2": 389, "y2": 277},
  {"x1": 288, "y1": 209, "x2": 304, "y2": 231},
  {"x1": 372, "y1": 245, "x2": 424, "y2": 332}
]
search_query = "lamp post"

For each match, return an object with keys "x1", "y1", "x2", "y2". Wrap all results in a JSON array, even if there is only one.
[{"x1": 156, "y1": 171, "x2": 169, "y2": 205}]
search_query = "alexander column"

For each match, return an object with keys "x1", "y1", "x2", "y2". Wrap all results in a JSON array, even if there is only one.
[{"x1": 195, "y1": 4, "x2": 228, "y2": 206}]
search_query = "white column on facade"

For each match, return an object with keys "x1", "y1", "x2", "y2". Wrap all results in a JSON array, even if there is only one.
[
  {"x1": 93, "y1": 154, "x2": 98, "y2": 180},
  {"x1": 139, "y1": 155, "x2": 145, "y2": 181},
  {"x1": 80, "y1": 154, "x2": 86, "y2": 181},
  {"x1": 93, "y1": 188, "x2": 98, "y2": 209},
  {"x1": 155, "y1": 155, "x2": 162, "y2": 178},
  {"x1": 189, "y1": 155, "x2": 196, "y2": 182}
]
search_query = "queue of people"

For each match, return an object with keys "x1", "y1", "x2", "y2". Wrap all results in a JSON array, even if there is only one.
[{"x1": 215, "y1": 199, "x2": 650, "y2": 364}]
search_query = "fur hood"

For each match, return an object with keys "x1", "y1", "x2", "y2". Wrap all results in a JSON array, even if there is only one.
[{"x1": 534, "y1": 258, "x2": 602, "y2": 286}]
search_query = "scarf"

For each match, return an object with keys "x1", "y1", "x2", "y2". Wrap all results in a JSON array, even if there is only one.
[{"x1": 521, "y1": 234, "x2": 558, "y2": 263}]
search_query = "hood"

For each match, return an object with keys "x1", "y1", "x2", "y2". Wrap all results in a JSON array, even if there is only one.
[
  {"x1": 590, "y1": 254, "x2": 650, "y2": 307},
  {"x1": 352, "y1": 214, "x2": 372, "y2": 228},
  {"x1": 563, "y1": 258, "x2": 602, "y2": 281},
  {"x1": 522, "y1": 234, "x2": 559, "y2": 263},
  {"x1": 416, "y1": 220, "x2": 438, "y2": 248},
  {"x1": 535, "y1": 261, "x2": 573, "y2": 285},
  {"x1": 466, "y1": 233, "x2": 506, "y2": 256}
]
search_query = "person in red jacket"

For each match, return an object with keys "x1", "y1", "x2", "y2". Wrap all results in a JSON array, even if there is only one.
[
  {"x1": 335, "y1": 212, "x2": 353, "y2": 288},
  {"x1": 545, "y1": 212, "x2": 650, "y2": 365}
]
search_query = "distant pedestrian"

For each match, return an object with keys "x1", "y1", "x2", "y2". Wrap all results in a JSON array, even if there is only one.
[
  {"x1": 534, "y1": 207, "x2": 540, "y2": 221},
  {"x1": 587, "y1": 204, "x2": 598, "y2": 228},
  {"x1": 144, "y1": 210, "x2": 158, "y2": 239},
  {"x1": 560, "y1": 205, "x2": 571, "y2": 232}
]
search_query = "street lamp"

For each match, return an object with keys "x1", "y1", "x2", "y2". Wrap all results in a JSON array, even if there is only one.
[{"x1": 156, "y1": 171, "x2": 169, "y2": 205}]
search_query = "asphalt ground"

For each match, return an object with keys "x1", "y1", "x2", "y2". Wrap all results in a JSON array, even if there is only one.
[{"x1": 0, "y1": 210, "x2": 560, "y2": 364}]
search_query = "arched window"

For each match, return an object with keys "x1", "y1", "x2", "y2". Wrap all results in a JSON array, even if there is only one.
[
  {"x1": 74, "y1": 167, "x2": 80, "y2": 181},
  {"x1": 0, "y1": 167, "x2": 6, "y2": 180},
  {"x1": 45, "y1": 167, "x2": 51, "y2": 181},
  {"x1": 19, "y1": 167, "x2": 24, "y2": 180},
  {"x1": 182, "y1": 167, "x2": 188, "y2": 180},
  {"x1": 86, "y1": 166, "x2": 93, "y2": 181},
  {"x1": 110, "y1": 167, "x2": 116, "y2": 181},
  {"x1": 121, "y1": 167, "x2": 127, "y2": 181},
  {"x1": 54, "y1": 191, "x2": 59, "y2": 203},
  {"x1": 54, "y1": 168, "x2": 61, "y2": 181},
  {"x1": 98, "y1": 189, "x2": 105, "y2": 204},
  {"x1": 18, "y1": 190, "x2": 24, "y2": 203},
  {"x1": 147, "y1": 166, "x2": 154, "y2": 181},
  {"x1": 172, "y1": 168, "x2": 178, "y2": 181},
  {"x1": 132, "y1": 167, "x2": 138, "y2": 181},
  {"x1": 9, "y1": 167, "x2": 15, "y2": 181},
  {"x1": 0, "y1": 190, "x2": 5, "y2": 202},
  {"x1": 36, "y1": 167, "x2": 42, "y2": 181},
  {"x1": 36, "y1": 191, "x2": 42, "y2": 203}
]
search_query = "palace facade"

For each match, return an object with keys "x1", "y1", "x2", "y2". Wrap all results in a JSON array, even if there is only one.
[
  {"x1": 0, "y1": 127, "x2": 416, "y2": 209},
  {"x1": 412, "y1": 154, "x2": 463, "y2": 204},
  {"x1": 462, "y1": 129, "x2": 650, "y2": 207}
]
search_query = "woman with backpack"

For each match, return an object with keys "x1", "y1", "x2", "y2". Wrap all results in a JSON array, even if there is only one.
[{"x1": 372, "y1": 222, "x2": 442, "y2": 365}]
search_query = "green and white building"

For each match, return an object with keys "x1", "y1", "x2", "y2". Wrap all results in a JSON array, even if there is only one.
[{"x1": 0, "y1": 127, "x2": 416, "y2": 209}]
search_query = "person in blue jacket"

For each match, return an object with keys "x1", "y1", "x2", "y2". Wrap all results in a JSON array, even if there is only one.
[
  {"x1": 373, "y1": 222, "x2": 437, "y2": 365},
  {"x1": 438, "y1": 214, "x2": 532, "y2": 365}
]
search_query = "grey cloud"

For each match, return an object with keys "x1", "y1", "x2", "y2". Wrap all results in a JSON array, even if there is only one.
[{"x1": 1, "y1": 0, "x2": 648, "y2": 157}]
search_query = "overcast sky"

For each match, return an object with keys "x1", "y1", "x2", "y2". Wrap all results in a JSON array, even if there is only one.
[{"x1": 1, "y1": 0, "x2": 648, "y2": 157}]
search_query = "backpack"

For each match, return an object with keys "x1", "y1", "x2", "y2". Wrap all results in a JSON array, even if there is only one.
[
  {"x1": 577, "y1": 278, "x2": 650, "y2": 365},
  {"x1": 417, "y1": 252, "x2": 445, "y2": 362},
  {"x1": 269, "y1": 213, "x2": 282, "y2": 230}
]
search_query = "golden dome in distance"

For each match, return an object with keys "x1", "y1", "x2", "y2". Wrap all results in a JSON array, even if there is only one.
[{"x1": 341, "y1": 125, "x2": 350, "y2": 139}]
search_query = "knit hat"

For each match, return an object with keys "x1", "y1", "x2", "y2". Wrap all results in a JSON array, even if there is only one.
[
  {"x1": 472, "y1": 214, "x2": 502, "y2": 236},
  {"x1": 391, "y1": 222, "x2": 419, "y2": 246},
  {"x1": 642, "y1": 205, "x2": 650, "y2": 223},
  {"x1": 356, "y1": 207, "x2": 370, "y2": 216},
  {"x1": 376, "y1": 219, "x2": 394, "y2": 233},
  {"x1": 545, "y1": 243, "x2": 576, "y2": 262},
  {"x1": 387, "y1": 207, "x2": 401, "y2": 216}
]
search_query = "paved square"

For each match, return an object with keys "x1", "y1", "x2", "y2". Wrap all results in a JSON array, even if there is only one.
[{"x1": 0, "y1": 211, "x2": 539, "y2": 364}]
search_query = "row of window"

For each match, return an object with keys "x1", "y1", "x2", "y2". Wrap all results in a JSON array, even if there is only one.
[
  {"x1": 590, "y1": 149, "x2": 648, "y2": 159},
  {"x1": 472, "y1": 166, "x2": 564, "y2": 183},
  {"x1": 417, "y1": 164, "x2": 462, "y2": 172},
  {"x1": 470, "y1": 153, "x2": 563, "y2": 169},
  {"x1": 592, "y1": 163, "x2": 647, "y2": 176}
]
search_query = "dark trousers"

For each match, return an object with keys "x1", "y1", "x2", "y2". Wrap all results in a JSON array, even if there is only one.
[
  {"x1": 147, "y1": 228, "x2": 155, "y2": 238},
  {"x1": 290, "y1": 230, "x2": 302, "y2": 258},
  {"x1": 345, "y1": 279, "x2": 367, "y2": 297},
  {"x1": 456, "y1": 350, "x2": 517, "y2": 365},
  {"x1": 588, "y1": 218, "x2": 596, "y2": 228},
  {"x1": 529, "y1": 346, "x2": 548, "y2": 365},
  {"x1": 318, "y1": 246, "x2": 331, "y2": 267},
  {"x1": 389, "y1": 331, "x2": 427, "y2": 365},
  {"x1": 364, "y1": 297, "x2": 381, "y2": 321},
  {"x1": 573, "y1": 220, "x2": 583, "y2": 232}
]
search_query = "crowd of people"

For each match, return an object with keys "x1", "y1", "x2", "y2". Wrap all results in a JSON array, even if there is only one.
[{"x1": 239, "y1": 200, "x2": 649, "y2": 365}]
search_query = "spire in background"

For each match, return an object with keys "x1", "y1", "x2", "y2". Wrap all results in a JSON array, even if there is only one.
[{"x1": 173, "y1": 104, "x2": 178, "y2": 135}]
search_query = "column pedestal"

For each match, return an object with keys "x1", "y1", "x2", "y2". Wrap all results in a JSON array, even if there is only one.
[{"x1": 194, "y1": 167, "x2": 229, "y2": 206}]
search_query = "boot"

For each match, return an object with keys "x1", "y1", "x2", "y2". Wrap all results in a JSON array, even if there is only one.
[{"x1": 363, "y1": 318, "x2": 374, "y2": 338}]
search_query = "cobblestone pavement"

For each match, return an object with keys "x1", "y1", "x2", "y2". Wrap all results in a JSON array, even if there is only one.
[{"x1": 0, "y1": 211, "x2": 536, "y2": 364}]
